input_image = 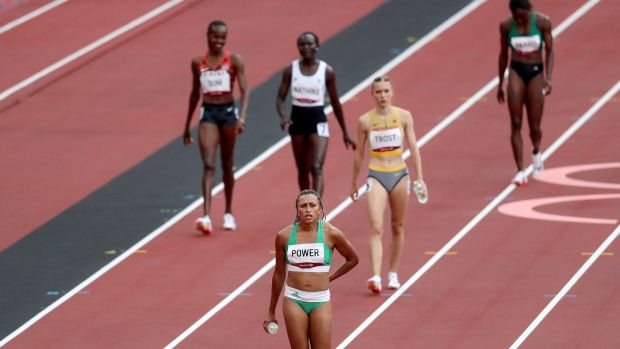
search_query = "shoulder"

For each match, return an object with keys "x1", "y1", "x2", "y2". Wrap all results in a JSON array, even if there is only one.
[
  {"x1": 191, "y1": 56, "x2": 202, "y2": 66},
  {"x1": 358, "y1": 112, "x2": 371, "y2": 127},
  {"x1": 395, "y1": 106, "x2": 412, "y2": 119},
  {"x1": 229, "y1": 52, "x2": 245, "y2": 67},
  {"x1": 499, "y1": 17, "x2": 512, "y2": 31},
  {"x1": 535, "y1": 12, "x2": 552, "y2": 30},
  {"x1": 322, "y1": 221, "x2": 345, "y2": 239},
  {"x1": 395, "y1": 106, "x2": 414, "y2": 127},
  {"x1": 276, "y1": 225, "x2": 293, "y2": 243},
  {"x1": 324, "y1": 62, "x2": 335, "y2": 76}
]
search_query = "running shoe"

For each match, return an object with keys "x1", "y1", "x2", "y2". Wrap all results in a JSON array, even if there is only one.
[
  {"x1": 367, "y1": 275, "x2": 382, "y2": 294},
  {"x1": 223, "y1": 213, "x2": 237, "y2": 230},
  {"x1": 532, "y1": 152, "x2": 544, "y2": 174},
  {"x1": 512, "y1": 170, "x2": 528, "y2": 186},
  {"x1": 387, "y1": 272, "x2": 401, "y2": 290},
  {"x1": 196, "y1": 215, "x2": 213, "y2": 235}
]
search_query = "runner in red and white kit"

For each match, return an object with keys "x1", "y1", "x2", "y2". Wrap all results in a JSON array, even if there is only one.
[{"x1": 183, "y1": 20, "x2": 249, "y2": 234}]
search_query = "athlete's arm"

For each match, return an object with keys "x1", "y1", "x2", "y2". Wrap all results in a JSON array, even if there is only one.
[
  {"x1": 183, "y1": 57, "x2": 202, "y2": 145},
  {"x1": 326, "y1": 224, "x2": 358, "y2": 283},
  {"x1": 350, "y1": 115, "x2": 368, "y2": 200},
  {"x1": 497, "y1": 20, "x2": 510, "y2": 104},
  {"x1": 540, "y1": 15, "x2": 554, "y2": 95},
  {"x1": 402, "y1": 109, "x2": 425, "y2": 186},
  {"x1": 264, "y1": 228, "x2": 288, "y2": 332},
  {"x1": 232, "y1": 53, "x2": 249, "y2": 133},
  {"x1": 326, "y1": 66, "x2": 356, "y2": 150},
  {"x1": 276, "y1": 66, "x2": 293, "y2": 131}
]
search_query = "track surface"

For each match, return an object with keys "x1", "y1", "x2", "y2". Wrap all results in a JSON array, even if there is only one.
[{"x1": 1, "y1": 0, "x2": 618, "y2": 348}]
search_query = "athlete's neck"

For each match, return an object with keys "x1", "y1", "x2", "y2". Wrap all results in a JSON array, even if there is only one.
[
  {"x1": 375, "y1": 105, "x2": 392, "y2": 116},
  {"x1": 297, "y1": 221, "x2": 319, "y2": 232}
]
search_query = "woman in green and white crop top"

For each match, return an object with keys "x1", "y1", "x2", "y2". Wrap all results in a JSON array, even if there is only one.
[
  {"x1": 264, "y1": 189, "x2": 358, "y2": 348},
  {"x1": 497, "y1": 0, "x2": 554, "y2": 187}
]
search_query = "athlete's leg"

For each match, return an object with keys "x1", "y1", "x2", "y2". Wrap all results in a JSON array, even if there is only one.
[
  {"x1": 219, "y1": 124, "x2": 237, "y2": 213},
  {"x1": 290, "y1": 135, "x2": 311, "y2": 191},
  {"x1": 198, "y1": 123, "x2": 220, "y2": 215},
  {"x1": 309, "y1": 134, "x2": 328, "y2": 196},
  {"x1": 507, "y1": 70, "x2": 527, "y2": 171},
  {"x1": 366, "y1": 178, "x2": 388, "y2": 277},
  {"x1": 387, "y1": 176, "x2": 410, "y2": 274},
  {"x1": 308, "y1": 302, "x2": 332, "y2": 349},
  {"x1": 524, "y1": 73, "x2": 545, "y2": 154},
  {"x1": 283, "y1": 298, "x2": 310, "y2": 349}
]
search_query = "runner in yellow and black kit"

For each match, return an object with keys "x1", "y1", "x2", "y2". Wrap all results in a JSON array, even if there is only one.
[
  {"x1": 351, "y1": 76, "x2": 426, "y2": 294},
  {"x1": 498, "y1": 0, "x2": 554, "y2": 186},
  {"x1": 265, "y1": 189, "x2": 358, "y2": 348}
]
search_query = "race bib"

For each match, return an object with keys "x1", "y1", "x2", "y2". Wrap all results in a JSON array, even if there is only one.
[
  {"x1": 511, "y1": 35, "x2": 541, "y2": 55},
  {"x1": 200, "y1": 69, "x2": 231, "y2": 93},
  {"x1": 317, "y1": 122, "x2": 330, "y2": 137},
  {"x1": 291, "y1": 84, "x2": 321, "y2": 103}
]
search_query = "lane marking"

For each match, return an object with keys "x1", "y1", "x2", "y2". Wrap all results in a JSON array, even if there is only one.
[
  {"x1": 510, "y1": 224, "x2": 620, "y2": 348},
  {"x1": 425, "y1": 251, "x2": 458, "y2": 256},
  {"x1": 338, "y1": 78, "x2": 620, "y2": 349},
  {"x1": 0, "y1": 0, "x2": 185, "y2": 102},
  {"x1": 534, "y1": 162, "x2": 620, "y2": 190},
  {"x1": 498, "y1": 193, "x2": 620, "y2": 225},
  {"x1": 0, "y1": 1, "x2": 488, "y2": 346},
  {"x1": 581, "y1": 252, "x2": 613, "y2": 256},
  {"x1": 164, "y1": 1, "x2": 491, "y2": 347},
  {"x1": 0, "y1": 0, "x2": 67, "y2": 34}
]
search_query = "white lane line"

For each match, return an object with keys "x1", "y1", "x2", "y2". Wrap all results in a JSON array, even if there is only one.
[
  {"x1": 510, "y1": 225, "x2": 620, "y2": 348},
  {"x1": 337, "y1": 78, "x2": 620, "y2": 349},
  {"x1": 163, "y1": 1, "x2": 490, "y2": 347},
  {"x1": 0, "y1": 0, "x2": 67, "y2": 35},
  {"x1": 0, "y1": 0, "x2": 488, "y2": 344},
  {"x1": 0, "y1": 0, "x2": 185, "y2": 102},
  {"x1": 511, "y1": 223, "x2": 620, "y2": 347},
  {"x1": 330, "y1": 0, "x2": 600, "y2": 232},
  {"x1": 509, "y1": 83, "x2": 620, "y2": 349}
]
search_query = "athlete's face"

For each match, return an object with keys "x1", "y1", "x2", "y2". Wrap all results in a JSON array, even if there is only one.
[
  {"x1": 511, "y1": 8, "x2": 530, "y2": 26},
  {"x1": 297, "y1": 34, "x2": 318, "y2": 59},
  {"x1": 207, "y1": 25, "x2": 227, "y2": 52},
  {"x1": 296, "y1": 194, "x2": 321, "y2": 224},
  {"x1": 371, "y1": 80, "x2": 393, "y2": 108}
]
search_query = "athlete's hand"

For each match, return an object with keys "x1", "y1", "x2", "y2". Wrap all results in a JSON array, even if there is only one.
[
  {"x1": 543, "y1": 80, "x2": 552, "y2": 96},
  {"x1": 350, "y1": 184, "x2": 359, "y2": 201},
  {"x1": 263, "y1": 315, "x2": 278, "y2": 334},
  {"x1": 236, "y1": 118, "x2": 246, "y2": 134},
  {"x1": 497, "y1": 87, "x2": 505, "y2": 104},
  {"x1": 343, "y1": 134, "x2": 357, "y2": 150},
  {"x1": 183, "y1": 129, "x2": 194, "y2": 145},
  {"x1": 280, "y1": 118, "x2": 292, "y2": 132}
]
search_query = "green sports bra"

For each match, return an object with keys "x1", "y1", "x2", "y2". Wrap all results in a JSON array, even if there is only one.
[
  {"x1": 508, "y1": 12, "x2": 543, "y2": 56},
  {"x1": 285, "y1": 221, "x2": 332, "y2": 272}
]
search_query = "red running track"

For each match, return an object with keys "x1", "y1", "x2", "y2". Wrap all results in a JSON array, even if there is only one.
[
  {"x1": 0, "y1": 0, "x2": 384, "y2": 250},
  {"x1": 3, "y1": 0, "x2": 619, "y2": 348}
]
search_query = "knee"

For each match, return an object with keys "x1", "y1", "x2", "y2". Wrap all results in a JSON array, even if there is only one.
[
  {"x1": 369, "y1": 223, "x2": 383, "y2": 238},
  {"x1": 311, "y1": 162, "x2": 323, "y2": 176},
  {"x1": 221, "y1": 159, "x2": 234, "y2": 172},
  {"x1": 391, "y1": 221, "x2": 405, "y2": 235},
  {"x1": 510, "y1": 117, "x2": 522, "y2": 132},
  {"x1": 529, "y1": 126, "x2": 542, "y2": 138},
  {"x1": 202, "y1": 159, "x2": 216, "y2": 174}
]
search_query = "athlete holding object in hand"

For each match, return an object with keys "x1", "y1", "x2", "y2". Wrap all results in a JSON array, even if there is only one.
[
  {"x1": 264, "y1": 189, "x2": 358, "y2": 348},
  {"x1": 350, "y1": 76, "x2": 426, "y2": 294}
]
